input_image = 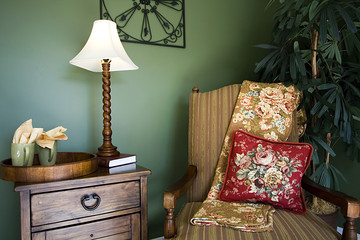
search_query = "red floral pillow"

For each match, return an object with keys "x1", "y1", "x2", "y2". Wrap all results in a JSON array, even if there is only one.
[{"x1": 219, "y1": 130, "x2": 312, "y2": 214}]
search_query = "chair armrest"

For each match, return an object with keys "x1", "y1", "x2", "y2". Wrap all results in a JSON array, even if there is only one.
[
  {"x1": 163, "y1": 165, "x2": 197, "y2": 238},
  {"x1": 302, "y1": 175, "x2": 360, "y2": 240}
]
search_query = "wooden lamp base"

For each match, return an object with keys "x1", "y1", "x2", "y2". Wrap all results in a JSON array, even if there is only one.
[
  {"x1": 97, "y1": 60, "x2": 120, "y2": 158},
  {"x1": 97, "y1": 145, "x2": 120, "y2": 157}
]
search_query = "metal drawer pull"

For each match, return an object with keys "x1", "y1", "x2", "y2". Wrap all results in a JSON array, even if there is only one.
[{"x1": 81, "y1": 193, "x2": 101, "y2": 211}]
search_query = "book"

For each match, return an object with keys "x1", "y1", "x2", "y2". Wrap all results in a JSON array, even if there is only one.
[
  {"x1": 98, "y1": 153, "x2": 136, "y2": 167},
  {"x1": 109, "y1": 163, "x2": 137, "y2": 174}
]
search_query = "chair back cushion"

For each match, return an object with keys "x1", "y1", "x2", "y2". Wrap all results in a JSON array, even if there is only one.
[{"x1": 188, "y1": 84, "x2": 241, "y2": 202}]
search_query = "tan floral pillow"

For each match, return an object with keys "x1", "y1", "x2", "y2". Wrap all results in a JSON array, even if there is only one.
[{"x1": 233, "y1": 81, "x2": 301, "y2": 141}]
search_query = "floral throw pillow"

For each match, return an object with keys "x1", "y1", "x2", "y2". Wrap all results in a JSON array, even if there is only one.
[{"x1": 219, "y1": 130, "x2": 313, "y2": 214}]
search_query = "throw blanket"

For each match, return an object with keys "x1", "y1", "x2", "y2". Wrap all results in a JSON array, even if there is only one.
[{"x1": 190, "y1": 80, "x2": 302, "y2": 232}]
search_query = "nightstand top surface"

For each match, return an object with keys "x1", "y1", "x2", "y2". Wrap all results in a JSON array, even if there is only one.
[{"x1": 14, "y1": 164, "x2": 151, "y2": 193}]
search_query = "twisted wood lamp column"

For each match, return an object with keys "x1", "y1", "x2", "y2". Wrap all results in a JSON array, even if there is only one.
[
  {"x1": 69, "y1": 20, "x2": 138, "y2": 157},
  {"x1": 97, "y1": 59, "x2": 120, "y2": 157}
]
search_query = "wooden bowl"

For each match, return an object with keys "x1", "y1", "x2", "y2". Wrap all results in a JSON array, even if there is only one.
[{"x1": 0, "y1": 152, "x2": 98, "y2": 183}]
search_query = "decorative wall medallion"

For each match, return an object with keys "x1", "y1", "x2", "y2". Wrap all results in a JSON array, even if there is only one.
[{"x1": 100, "y1": 0, "x2": 185, "y2": 48}]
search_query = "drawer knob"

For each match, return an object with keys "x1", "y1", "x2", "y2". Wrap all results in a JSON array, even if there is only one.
[{"x1": 81, "y1": 193, "x2": 101, "y2": 211}]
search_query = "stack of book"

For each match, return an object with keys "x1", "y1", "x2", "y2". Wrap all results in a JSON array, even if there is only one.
[{"x1": 98, "y1": 153, "x2": 136, "y2": 167}]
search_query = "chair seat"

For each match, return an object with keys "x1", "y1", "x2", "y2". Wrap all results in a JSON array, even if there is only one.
[{"x1": 170, "y1": 202, "x2": 340, "y2": 240}]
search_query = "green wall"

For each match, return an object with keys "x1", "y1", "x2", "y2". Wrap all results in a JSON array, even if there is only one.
[{"x1": 0, "y1": 0, "x2": 281, "y2": 238}]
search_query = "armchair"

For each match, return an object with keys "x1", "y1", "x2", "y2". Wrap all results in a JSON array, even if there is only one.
[{"x1": 164, "y1": 84, "x2": 360, "y2": 240}]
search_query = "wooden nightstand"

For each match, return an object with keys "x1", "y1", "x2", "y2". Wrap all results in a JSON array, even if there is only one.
[{"x1": 14, "y1": 164, "x2": 151, "y2": 240}]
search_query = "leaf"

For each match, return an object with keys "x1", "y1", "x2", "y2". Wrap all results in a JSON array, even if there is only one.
[
  {"x1": 295, "y1": 0, "x2": 305, "y2": 10},
  {"x1": 295, "y1": 53, "x2": 307, "y2": 76},
  {"x1": 319, "y1": 167, "x2": 331, "y2": 188},
  {"x1": 278, "y1": 17, "x2": 288, "y2": 30},
  {"x1": 343, "y1": 29, "x2": 355, "y2": 53},
  {"x1": 265, "y1": 0, "x2": 276, "y2": 10},
  {"x1": 326, "y1": 89, "x2": 337, "y2": 104},
  {"x1": 312, "y1": 162, "x2": 333, "y2": 188},
  {"x1": 342, "y1": 80, "x2": 360, "y2": 98},
  {"x1": 307, "y1": 138, "x2": 319, "y2": 165},
  {"x1": 295, "y1": 14, "x2": 303, "y2": 27},
  {"x1": 349, "y1": 106, "x2": 360, "y2": 118},
  {"x1": 312, "y1": 148, "x2": 320, "y2": 164},
  {"x1": 341, "y1": 99, "x2": 348, "y2": 123},
  {"x1": 303, "y1": 16, "x2": 317, "y2": 37},
  {"x1": 314, "y1": 90, "x2": 336, "y2": 111},
  {"x1": 345, "y1": 30, "x2": 360, "y2": 52},
  {"x1": 293, "y1": 41, "x2": 300, "y2": 52},
  {"x1": 334, "y1": 44, "x2": 342, "y2": 64},
  {"x1": 323, "y1": 115, "x2": 331, "y2": 132},
  {"x1": 280, "y1": 59, "x2": 288, "y2": 82},
  {"x1": 329, "y1": 165, "x2": 340, "y2": 190},
  {"x1": 289, "y1": 55, "x2": 297, "y2": 80},
  {"x1": 311, "y1": 135, "x2": 336, "y2": 157},
  {"x1": 329, "y1": 45, "x2": 336, "y2": 60},
  {"x1": 309, "y1": 0, "x2": 320, "y2": 21},
  {"x1": 335, "y1": 4, "x2": 357, "y2": 33},
  {"x1": 329, "y1": 164, "x2": 348, "y2": 183},
  {"x1": 254, "y1": 50, "x2": 278, "y2": 73},
  {"x1": 318, "y1": 89, "x2": 337, "y2": 117},
  {"x1": 353, "y1": 115, "x2": 360, "y2": 122},
  {"x1": 280, "y1": 0, "x2": 294, "y2": 16},
  {"x1": 312, "y1": 163, "x2": 330, "y2": 187},
  {"x1": 346, "y1": 121, "x2": 352, "y2": 144},
  {"x1": 254, "y1": 44, "x2": 279, "y2": 50},
  {"x1": 327, "y1": 7, "x2": 340, "y2": 41},
  {"x1": 287, "y1": 17, "x2": 295, "y2": 30},
  {"x1": 311, "y1": 101, "x2": 323, "y2": 115},
  {"x1": 310, "y1": 162, "x2": 325, "y2": 180},
  {"x1": 318, "y1": 105, "x2": 329, "y2": 118},
  {"x1": 302, "y1": 78, "x2": 324, "y2": 90},
  {"x1": 334, "y1": 95, "x2": 341, "y2": 127},
  {"x1": 264, "y1": 51, "x2": 280, "y2": 78},
  {"x1": 310, "y1": 89, "x2": 334, "y2": 115},
  {"x1": 317, "y1": 83, "x2": 337, "y2": 90},
  {"x1": 319, "y1": 8, "x2": 328, "y2": 43}
]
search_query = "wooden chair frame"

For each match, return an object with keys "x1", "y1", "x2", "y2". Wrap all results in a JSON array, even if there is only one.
[{"x1": 164, "y1": 165, "x2": 360, "y2": 239}]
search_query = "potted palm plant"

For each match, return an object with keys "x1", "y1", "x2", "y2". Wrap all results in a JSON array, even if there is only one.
[{"x1": 254, "y1": 0, "x2": 360, "y2": 224}]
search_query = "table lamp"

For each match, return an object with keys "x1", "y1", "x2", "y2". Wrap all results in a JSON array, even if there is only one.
[{"x1": 70, "y1": 19, "x2": 138, "y2": 157}]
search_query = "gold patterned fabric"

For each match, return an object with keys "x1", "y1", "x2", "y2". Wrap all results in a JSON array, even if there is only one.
[
  {"x1": 172, "y1": 202, "x2": 340, "y2": 240},
  {"x1": 190, "y1": 81, "x2": 302, "y2": 231},
  {"x1": 191, "y1": 200, "x2": 275, "y2": 231}
]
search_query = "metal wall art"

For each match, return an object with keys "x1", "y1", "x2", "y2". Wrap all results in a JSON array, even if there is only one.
[{"x1": 100, "y1": 0, "x2": 185, "y2": 48}]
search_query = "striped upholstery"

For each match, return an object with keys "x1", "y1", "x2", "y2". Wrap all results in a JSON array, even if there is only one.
[
  {"x1": 171, "y1": 202, "x2": 340, "y2": 240},
  {"x1": 188, "y1": 84, "x2": 241, "y2": 202},
  {"x1": 178, "y1": 84, "x2": 340, "y2": 239}
]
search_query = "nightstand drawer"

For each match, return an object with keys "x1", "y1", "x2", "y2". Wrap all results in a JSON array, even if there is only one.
[
  {"x1": 31, "y1": 181, "x2": 140, "y2": 226},
  {"x1": 32, "y1": 213, "x2": 140, "y2": 240}
]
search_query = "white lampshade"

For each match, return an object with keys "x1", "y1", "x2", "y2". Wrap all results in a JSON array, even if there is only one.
[{"x1": 70, "y1": 20, "x2": 138, "y2": 72}]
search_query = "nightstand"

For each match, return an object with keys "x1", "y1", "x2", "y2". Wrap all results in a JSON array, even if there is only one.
[{"x1": 14, "y1": 164, "x2": 151, "y2": 240}]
